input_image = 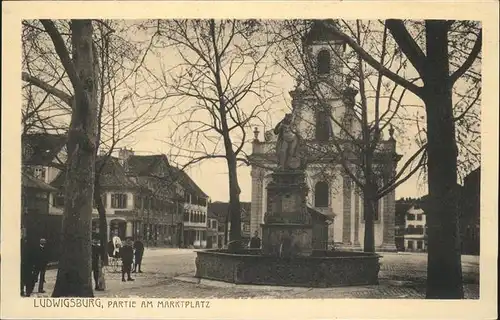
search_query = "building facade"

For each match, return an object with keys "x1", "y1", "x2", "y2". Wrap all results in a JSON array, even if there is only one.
[
  {"x1": 404, "y1": 206, "x2": 427, "y2": 252},
  {"x1": 22, "y1": 133, "x2": 209, "y2": 254},
  {"x1": 21, "y1": 133, "x2": 67, "y2": 261},
  {"x1": 248, "y1": 21, "x2": 399, "y2": 252},
  {"x1": 207, "y1": 201, "x2": 252, "y2": 247},
  {"x1": 460, "y1": 167, "x2": 480, "y2": 255}
]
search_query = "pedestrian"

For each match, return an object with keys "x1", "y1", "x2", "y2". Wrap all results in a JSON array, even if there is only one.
[
  {"x1": 91, "y1": 238, "x2": 105, "y2": 291},
  {"x1": 133, "y1": 237, "x2": 145, "y2": 273},
  {"x1": 32, "y1": 238, "x2": 49, "y2": 293},
  {"x1": 20, "y1": 233, "x2": 33, "y2": 297},
  {"x1": 120, "y1": 238, "x2": 134, "y2": 282},
  {"x1": 112, "y1": 231, "x2": 122, "y2": 257},
  {"x1": 249, "y1": 231, "x2": 261, "y2": 249}
]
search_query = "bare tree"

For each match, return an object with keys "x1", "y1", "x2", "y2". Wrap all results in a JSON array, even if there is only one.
[
  {"x1": 321, "y1": 19, "x2": 482, "y2": 299},
  {"x1": 24, "y1": 19, "x2": 99, "y2": 297},
  {"x1": 21, "y1": 19, "x2": 164, "y2": 294},
  {"x1": 92, "y1": 20, "x2": 165, "y2": 267},
  {"x1": 143, "y1": 19, "x2": 279, "y2": 249},
  {"x1": 271, "y1": 20, "x2": 427, "y2": 253}
]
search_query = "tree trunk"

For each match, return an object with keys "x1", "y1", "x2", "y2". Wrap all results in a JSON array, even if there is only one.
[
  {"x1": 52, "y1": 20, "x2": 97, "y2": 297},
  {"x1": 362, "y1": 186, "x2": 377, "y2": 253},
  {"x1": 208, "y1": 18, "x2": 243, "y2": 250},
  {"x1": 94, "y1": 179, "x2": 108, "y2": 265},
  {"x1": 226, "y1": 152, "x2": 243, "y2": 250},
  {"x1": 424, "y1": 20, "x2": 463, "y2": 299}
]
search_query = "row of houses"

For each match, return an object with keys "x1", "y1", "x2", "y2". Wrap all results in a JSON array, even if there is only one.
[
  {"x1": 21, "y1": 133, "x2": 251, "y2": 261},
  {"x1": 394, "y1": 167, "x2": 481, "y2": 255}
]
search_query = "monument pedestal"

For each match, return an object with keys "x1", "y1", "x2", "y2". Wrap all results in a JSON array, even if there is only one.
[
  {"x1": 261, "y1": 170, "x2": 313, "y2": 257},
  {"x1": 262, "y1": 223, "x2": 313, "y2": 257}
]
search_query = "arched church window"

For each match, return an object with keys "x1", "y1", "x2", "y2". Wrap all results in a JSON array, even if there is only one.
[
  {"x1": 314, "y1": 181, "x2": 329, "y2": 207},
  {"x1": 317, "y1": 50, "x2": 331, "y2": 75},
  {"x1": 315, "y1": 108, "x2": 331, "y2": 142}
]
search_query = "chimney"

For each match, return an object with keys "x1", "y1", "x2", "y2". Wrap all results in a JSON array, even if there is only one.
[{"x1": 118, "y1": 147, "x2": 134, "y2": 171}]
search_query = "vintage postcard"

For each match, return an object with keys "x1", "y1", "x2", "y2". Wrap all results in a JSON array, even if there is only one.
[{"x1": 1, "y1": 1, "x2": 498, "y2": 319}]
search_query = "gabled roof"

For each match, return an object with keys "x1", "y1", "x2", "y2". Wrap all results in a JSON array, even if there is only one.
[
  {"x1": 22, "y1": 172, "x2": 58, "y2": 192},
  {"x1": 127, "y1": 154, "x2": 169, "y2": 176},
  {"x1": 170, "y1": 167, "x2": 209, "y2": 198},
  {"x1": 207, "y1": 201, "x2": 251, "y2": 222},
  {"x1": 22, "y1": 133, "x2": 66, "y2": 166},
  {"x1": 51, "y1": 156, "x2": 138, "y2": 189}
]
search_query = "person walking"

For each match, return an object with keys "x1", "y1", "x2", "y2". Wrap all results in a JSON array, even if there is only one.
[
  {"x1": 120, "y1": 238, "x2": 134, "y2": 282},
  {"x1": 132, "y1": 237, "x2": 144, "y2": 273},
  {"x1": 32, "y1": 238, "x2": 49, "y2": 293},
  {"x1": 91, "y1": 238, "x2": 105, "y2": 291},
  {"x1": 249, "y1": 231, "x2": 262, "y2": 249},
  {"x1": 20, "y1": 234, "x2": 34, "y2": 297}
]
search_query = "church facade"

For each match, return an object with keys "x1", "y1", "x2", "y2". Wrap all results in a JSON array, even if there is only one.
[{"x1": 249, "y1": 21, "x2": 400, "y2": 251}]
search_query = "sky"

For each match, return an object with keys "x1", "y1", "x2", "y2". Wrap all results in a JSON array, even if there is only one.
[{"x1": 112, "y1": 20, "x2": 431, "y2": 203}]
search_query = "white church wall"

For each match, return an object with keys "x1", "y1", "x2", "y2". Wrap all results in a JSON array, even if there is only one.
[
  {"x1": 350, "y1": 182, "x2": 356, "y2": 244},
  {"x1": 358, "y1": 196, "x2": 385, "y2": 248},
  {"x1": 331, "y1": 173, "x2": 343, "y2": 243},
  {"x1": 261, "y1": 172, "x2": 273, "y2": 224}
]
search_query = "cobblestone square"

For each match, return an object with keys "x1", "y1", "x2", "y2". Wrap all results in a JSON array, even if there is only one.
[{"x1": 29, "y1": 249, "x2": 479, "y2": 299}]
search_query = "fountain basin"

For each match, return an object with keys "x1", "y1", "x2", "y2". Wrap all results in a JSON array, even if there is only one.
[{"x1": 195, "y1": 249, "x2": 380, "y2": 288}]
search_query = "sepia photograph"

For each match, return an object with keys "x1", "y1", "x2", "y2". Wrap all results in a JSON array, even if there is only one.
[{"x1": 1, "y1": 1, "x2": 498, "y2": 319}]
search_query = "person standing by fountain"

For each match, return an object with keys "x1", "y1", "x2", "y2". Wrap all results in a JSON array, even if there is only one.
[{"x1": 249, "y1": 231, "x2": 261, "y2": 249}]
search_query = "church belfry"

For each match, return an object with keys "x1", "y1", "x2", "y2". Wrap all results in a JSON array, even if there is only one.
[
  {"x1": 294, "y1": 20, "x2": 350, "y2": 142},
  {"x1": 249, "y1": 19, "x2": 400, "y2": 252}
]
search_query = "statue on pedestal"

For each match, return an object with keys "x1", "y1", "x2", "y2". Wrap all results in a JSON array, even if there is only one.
[{"x1": 273, "y1": 113, "x2": 302, "y2": 170}]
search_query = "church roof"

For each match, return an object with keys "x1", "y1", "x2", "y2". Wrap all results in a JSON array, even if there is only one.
[{"x1": 302, "y1": 19, "x2": 345, "y2": 45}]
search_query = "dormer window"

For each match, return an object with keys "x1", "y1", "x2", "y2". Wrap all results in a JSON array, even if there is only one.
[{"x1": 317, "y1": 49, "x2": 331, "y2": 75}]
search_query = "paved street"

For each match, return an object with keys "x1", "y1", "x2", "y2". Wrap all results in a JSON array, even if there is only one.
[{"x1": 30, "y1": 249, "x2": 479, "y2": 299}]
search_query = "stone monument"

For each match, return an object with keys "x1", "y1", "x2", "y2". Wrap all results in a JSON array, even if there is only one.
[{"x1": 261, "y1": 112, "x2": 314, "y2": 257}]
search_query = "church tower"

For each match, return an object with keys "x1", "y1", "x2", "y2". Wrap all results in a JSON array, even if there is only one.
[
  {"x1": 250, "y1": 20, "x2": 399, "y2": 251},
  {"x1": 291, "y1": 20, "x2": 360, "y2": 143}
]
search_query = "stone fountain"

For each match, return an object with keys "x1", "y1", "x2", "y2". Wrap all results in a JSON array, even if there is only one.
[{"x1": 195, "y1": 113, "x2": 380, "y2": 287}]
